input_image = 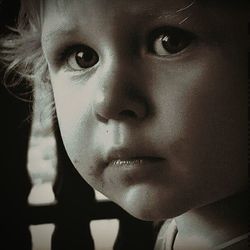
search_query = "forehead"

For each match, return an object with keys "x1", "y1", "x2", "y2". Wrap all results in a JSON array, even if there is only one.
[
  {"x1": 43, "y1": 0, "x2": 196, "y2": 14},
  {"x1": 41, "y1": 0, "x2": 196, "y2": 42},
  {"x1": 42, "y1": 0, "x2": 246, "y2": 17},
  {"x1": 41, "y1": 0, "x2": 246, "y2": 45},
  {"x1": 42, "y1": 0, "x2": 198, "y2": 26}
]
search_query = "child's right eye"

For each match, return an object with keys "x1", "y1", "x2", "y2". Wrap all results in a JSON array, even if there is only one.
[{"x1": 63, "y1": 45, "x2": 99, "y2": 71}]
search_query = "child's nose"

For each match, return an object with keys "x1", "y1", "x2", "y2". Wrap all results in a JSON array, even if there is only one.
[{"x1": 92, "y1": 62, "x2": 148, "y2": 122}]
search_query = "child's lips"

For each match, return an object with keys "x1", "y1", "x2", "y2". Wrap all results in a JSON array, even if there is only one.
[
  {"x1": 101, "y1": 147, "x2": 166, "y2": 183},
  {"x1": 104, "y1": 147, "x2": 165, "y2": 168},
  {"x1": 109, "y1": 157, "x2": 164, "y2": 168}
]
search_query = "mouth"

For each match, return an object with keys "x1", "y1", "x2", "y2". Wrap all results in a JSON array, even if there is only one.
[
  {"x1": 99, "y1": 146, "x2": 167, "y2": 183},
  {"x1": 109, "y1": 157, "x2": 164, "y2": 167},
  {"x1": 104, "y1": 147, "x2": 165, "y2": 168}
]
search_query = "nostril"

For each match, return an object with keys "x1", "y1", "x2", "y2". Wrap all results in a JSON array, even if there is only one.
[
  {"x1": 96, "y1": 113, "x2": 109, "y2": 123},
  {"x1": 95, "y1": 110, "x2": 139, "y2": 123},
  {"x1": 119, "y1": 110, "x2": 137, "y2": 118}
]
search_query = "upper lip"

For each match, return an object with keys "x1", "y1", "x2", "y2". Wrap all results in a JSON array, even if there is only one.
[{"x1": 104, "y1": 146, "x2": 165, "y2": 165}]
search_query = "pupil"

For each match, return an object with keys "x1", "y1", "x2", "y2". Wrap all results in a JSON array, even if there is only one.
[
  {"x1": 162, "y1": 35, "x2": 181, "y2": 51},
  {"x1": 76, "y1": 50, "x2": 93, "y2": 64}
]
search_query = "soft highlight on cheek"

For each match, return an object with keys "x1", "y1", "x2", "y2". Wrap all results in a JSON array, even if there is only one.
[{"x1": 50, "y1": 72, "x2": 93, "y2": 137}]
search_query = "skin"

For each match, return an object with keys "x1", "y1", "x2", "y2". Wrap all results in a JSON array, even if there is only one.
[{"x1": 41, "y1": 0, "x2": 247, "y2": 247}]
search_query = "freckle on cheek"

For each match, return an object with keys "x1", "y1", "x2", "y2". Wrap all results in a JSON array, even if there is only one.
[
  {"x1": 87, "y1": 166, "x2": 97, "y2": 177},
  {"x1": 73, "y1": 159, "x2": 79, "y2": 165}
]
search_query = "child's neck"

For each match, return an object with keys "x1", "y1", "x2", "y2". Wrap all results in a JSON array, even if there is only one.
[{"x1": 174, "y1": 191, "x2": 248, "y2": 249}]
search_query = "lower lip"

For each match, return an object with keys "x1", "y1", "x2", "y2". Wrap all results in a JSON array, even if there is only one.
[
  {"x1": 110, "y1": 158, "x2": 163, "y2": 168},
  {"x1": 107, "y1": 157, "x2": 165, "y2": 182}
]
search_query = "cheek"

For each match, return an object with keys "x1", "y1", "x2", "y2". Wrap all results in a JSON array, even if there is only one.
[
  {"x1": 152, "y1": 51, "x2": 246, "y2": 198},
  {"x1": 50, "y1": 74, "x2": 96, "y2": 164},
  {"x1": 189, "y1": 67, "x2": 247, "y2": 193},
  {"x1": 159, "y1": 49, "x2": 244, "y2": 145}
]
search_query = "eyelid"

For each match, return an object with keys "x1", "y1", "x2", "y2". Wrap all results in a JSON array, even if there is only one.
[
  {"x1": 147, "y1": 26, "x2": 196, "y2": 56},
  {"x1": 57, "y1": 44, "x2": 85, "y2": 64},
  {"x1": 149, "y1": 26, "x2": 196, "y2": 40},
  {"x1": 54, "y1": 43, "x2": 99, "y2": 72}
]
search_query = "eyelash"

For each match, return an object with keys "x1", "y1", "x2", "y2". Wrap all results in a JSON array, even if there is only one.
[
  {"x1": 147, "y1": 26, "x2": 196, "y2": 57},
  {"x1": 57, "y1": 26, "x2": 196, "y2": 72},
  {"x1": 57, "y1": 44, "x2": 99, "y2": 72}
]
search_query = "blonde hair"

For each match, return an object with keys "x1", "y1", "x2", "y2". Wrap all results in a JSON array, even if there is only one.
[
  {"x1": 0, "y1": 0, "x2": 48, "y2": 88},
  {"x1": 0, "y1": 0, "x2": 56, "y2": 124}
]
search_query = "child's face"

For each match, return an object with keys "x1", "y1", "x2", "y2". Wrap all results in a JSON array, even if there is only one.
[{"x1": 41, "y1": 0, "x2": 247, "y2": 220}]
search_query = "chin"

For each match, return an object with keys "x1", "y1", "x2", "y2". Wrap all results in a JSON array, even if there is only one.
[
  {"x1": 120, "y1": 200, "x2": 185, "y2": 221},
  {"x1": 112, "y1": 186, "x2": 189, "y2": 221}
]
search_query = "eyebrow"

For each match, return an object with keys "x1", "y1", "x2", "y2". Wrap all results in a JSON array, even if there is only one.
[
  {"x1": 176, "y1": 0, "x2": 196, "y2": 13},
  {"x1": 125, "y1": 1, "x2": 196, "y2": 25},
  {"x1": 42, "y1": 25, "x2": 80, "y2": 45},
  {"x1": 128, "y1": 0, "x2": 196, "y2": 16}
]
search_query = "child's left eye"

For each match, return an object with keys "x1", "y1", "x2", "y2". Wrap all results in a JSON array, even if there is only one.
[{"x1": 148, "y1": 27, "x2": 195, "y2": 56}]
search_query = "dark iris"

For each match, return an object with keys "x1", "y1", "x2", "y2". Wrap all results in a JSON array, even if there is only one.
[
  {"x1": 149, "y1": 27, "x2": 195, "y2": 56},
  {"x1": 68, "y1": 46, "x2": 99, "y2": 70}
]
